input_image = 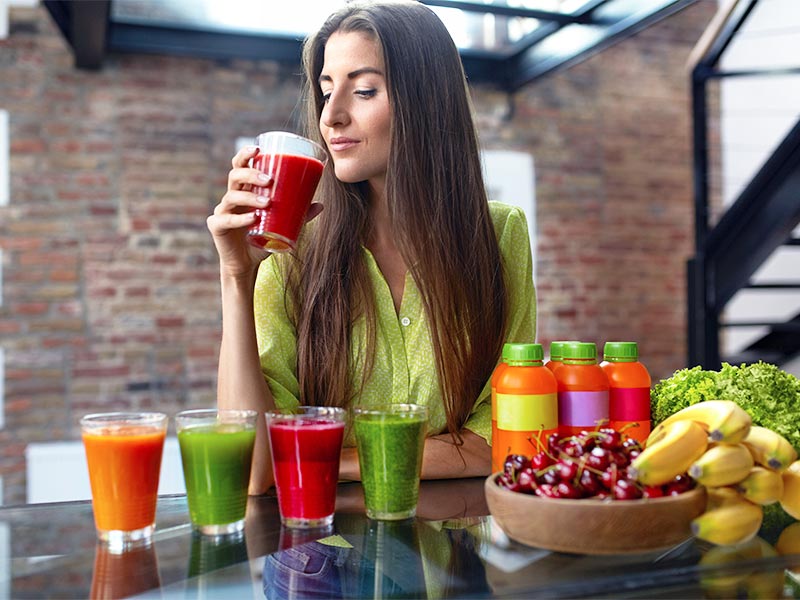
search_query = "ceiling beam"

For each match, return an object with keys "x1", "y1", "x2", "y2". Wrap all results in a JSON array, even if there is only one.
[
  {"x1": 70, "y1": 0, "x2": 109, "y2": 69},
  {"x1": 420, "y1": 0, "x2": 588, "y2": 24}
]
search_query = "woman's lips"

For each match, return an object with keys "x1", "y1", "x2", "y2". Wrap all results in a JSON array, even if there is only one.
[{"x1": 328, "y1": 137, "x2": 359, "y2": 152}]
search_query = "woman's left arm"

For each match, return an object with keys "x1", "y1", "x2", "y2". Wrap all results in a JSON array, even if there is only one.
[{"x1": 420, "y1": 430, "x2": 491, "y2": 479}]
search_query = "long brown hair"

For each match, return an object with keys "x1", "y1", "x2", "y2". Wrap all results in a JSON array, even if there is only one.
[{"x1": 290, "y1": 1, "x2": 508, "y2": 440}]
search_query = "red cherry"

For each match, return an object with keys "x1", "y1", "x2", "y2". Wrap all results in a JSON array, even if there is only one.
[
  {"x1": 547, "y1": 432, "x2": 563, "y2": 455},
  {"x1": 622, "y1": 438, "x2": 643, "y2": 454},
  {"x1": 600, "y1": 464, "x2": 619, "y2": 490},
  {"x1": 557, "y1": 459, "x2": 579, "y2": 481},
  {"x1": 557, "y1": 481, "x2": 584, "y2": 499},
  {"x1": 586, "y1": 447, "x2": 611, "y2": 471},
  {"x1": 613, "y1": 478, "x2": 643, "y2": 500},
  {"x1": 540, "y1": 468, "x2": 560, "y2": 486},
  {"x1": 517, "y1": 467, "x2": 537, "y2": 493},
  {"x1": 535, "y1": 484, "x2": 557, "y2": 498},
  {"x1": 579, "y1": 469, "x2": 602, "y2": 495},
  {"x1": 560, "y1": 439, "x2": 585, "y2": 458},
  {"x1": 598, "y1": 428, "x2": 622, "y2": 450},
  {"x1": 531, "y1": 451, "x2": 554, "y2": 470},
  {"x1": 643, "y1": 485, "x2": 664, "y2": 498}
]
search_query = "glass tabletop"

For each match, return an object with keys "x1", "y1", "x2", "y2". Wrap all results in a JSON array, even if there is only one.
[{"x1": 2, "y1": 478, "x2": 800, "y2": 598}]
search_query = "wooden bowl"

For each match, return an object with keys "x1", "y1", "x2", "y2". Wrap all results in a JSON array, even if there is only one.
[{"x1": 485, "y1": 474, "x2": 707, "y2": 555}]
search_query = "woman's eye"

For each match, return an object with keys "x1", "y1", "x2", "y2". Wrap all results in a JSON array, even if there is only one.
[
  {"x1": 321, "y1": 92, "x2": 331, "y2": 103},
  {"x1": 356, "y1": 89, "x2": 377, "y2": 98}
]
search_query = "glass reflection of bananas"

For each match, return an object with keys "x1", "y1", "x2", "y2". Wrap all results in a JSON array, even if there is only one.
[{"x1": 699, "y1": 521, "x2": 800, "y2": 600}]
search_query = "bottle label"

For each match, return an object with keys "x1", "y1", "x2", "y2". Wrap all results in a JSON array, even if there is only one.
[
  {"x1": 558, "y1": 390, "x2": 609, "y2": 427},
  {"x1": 496, "y1": 393, "x2": 558, "y2": 431},
  {"x1": 609, "y1": 387, "x2": 651, "y2": 420}
]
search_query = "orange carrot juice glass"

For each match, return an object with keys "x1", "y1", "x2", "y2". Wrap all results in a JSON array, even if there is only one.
[{"x1": 81, "y1": 412, "x2": 167, "y2": 550}]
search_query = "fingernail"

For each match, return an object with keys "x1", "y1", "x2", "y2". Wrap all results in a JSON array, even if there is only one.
[
  {"x1": 246, "y1": 146, "x2": 258, "y2": 153},
  {"x1": 257, "y1": 173, "x2": 271, "y2": 182},
  {"x1": 256, "y1": 196, "x2": 268, "y2": 206}
]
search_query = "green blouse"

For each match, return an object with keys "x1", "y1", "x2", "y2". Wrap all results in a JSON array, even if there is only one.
[{"x1": 253, "y1": 201, "x2": 536, "y2": 445}]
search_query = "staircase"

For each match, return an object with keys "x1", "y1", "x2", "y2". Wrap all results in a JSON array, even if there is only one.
[{"x1": 688, "y1": 0, "x2": 800, "y2": 372}]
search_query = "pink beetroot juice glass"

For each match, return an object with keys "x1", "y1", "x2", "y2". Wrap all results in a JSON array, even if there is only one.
[
  {"x1": 266, "y1": 406, "x2": 346, "y2": 528},
  {"x1": 248, "y1": 131, "x2": 328, "y2": 253}
]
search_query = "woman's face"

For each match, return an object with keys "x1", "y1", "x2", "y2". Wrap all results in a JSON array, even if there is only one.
[{"x1": 319, "y1": 31, "x2": 392, "y2": 191}]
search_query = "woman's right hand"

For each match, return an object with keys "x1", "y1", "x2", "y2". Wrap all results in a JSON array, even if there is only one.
[{"x1": 207, "y1": 145, "x2": 272, "y2": 279}]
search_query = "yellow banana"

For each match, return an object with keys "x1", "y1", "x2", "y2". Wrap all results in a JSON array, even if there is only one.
[
  {"x1": 649, "y1": 400, "x2": 751, "y2": 445},
  {"x1": 741, "y1": 425, "x2": 798, "y2": 471},
  {"x1": 736, "y1": 466, "x2": 784, "y2": 506},
  {"x1": 780, "y1": 460, "x2": 800, "y2": 520},
  {"x1": 691, "y1": 498, "x2": 763, "y2": 546},
  {"x1": 631, "y1": 419, "x2": 708, "y2": 486},
  {"x1": 688, "y1": 443, "x2": 754, "y2": 487},
  {"x1": 705, "y1": 486, "x2": 742, "y2": 511}
]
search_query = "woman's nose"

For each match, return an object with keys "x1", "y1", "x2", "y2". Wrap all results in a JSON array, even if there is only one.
[{"x1": 321, "y1": 92, "x2": 348, "y2": 128}]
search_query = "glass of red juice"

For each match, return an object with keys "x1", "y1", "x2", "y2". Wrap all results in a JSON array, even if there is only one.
[
  {"x1": 266, "y1": 406, "x2": 346, "y2": 528},
  {"x1": 248, "y1": 131, "x2": 328, "y2": 253}
]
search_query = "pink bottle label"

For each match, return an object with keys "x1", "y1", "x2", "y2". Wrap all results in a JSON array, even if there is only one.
[
  {"x1": 609, "y1": 387, "x2": 651, "y2": 420},
  {"x1": 558, "y1": 390, "x2": 609, "y2": 427}
]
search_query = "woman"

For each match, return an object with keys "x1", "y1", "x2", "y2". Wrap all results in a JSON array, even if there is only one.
[{"x1": 208, "y1": 1, "x2": 536, "y2": 494}]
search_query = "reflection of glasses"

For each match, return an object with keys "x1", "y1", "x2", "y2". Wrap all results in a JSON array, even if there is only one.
[{"x1": 261, "y1": 518, "x2": 490, "y2": 600}]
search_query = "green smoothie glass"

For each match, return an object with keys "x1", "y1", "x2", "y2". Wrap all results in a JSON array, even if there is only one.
[
  {"x1": 353, "y1": 404, "x2": 428, "y2": 520},
  {"x1": 176, "y1": 409, "x2": 257, "y2": 535}
]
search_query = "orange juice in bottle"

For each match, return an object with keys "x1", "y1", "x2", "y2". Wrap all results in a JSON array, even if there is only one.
[
  {"x1": 555, "y1": 342, "x2": 609, "y2": 437},
  {"x1": 490, "y1": 343, "x2": 511, "y2": 473},
  {"x1": 493, "y1": 343, "x2": 558, "y2": 472},
  {"x1": 601, "y1": 341, "x2": 651, "y2": 443}
]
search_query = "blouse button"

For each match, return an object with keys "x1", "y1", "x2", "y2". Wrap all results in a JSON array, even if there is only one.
[{"x1": 400, "y1": 317, "x2": 411, "y2": 327}]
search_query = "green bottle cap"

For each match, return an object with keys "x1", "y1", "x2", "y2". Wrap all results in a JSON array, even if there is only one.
[
  {"x1": 549, "y1": 340, "x2": 577, "y2": 361},
  {"x1": 603, "y1": 341, "x2": 638, "y2": 362},
  {"x1": 505, "y1": 343, "x2": 543, "y2": 363},
  {"x1": 501, "y1": 343, "x2": 513, "y2": 361},
  {"x1": 562, "y1": 342, "x2": 597, "y2": 364}
]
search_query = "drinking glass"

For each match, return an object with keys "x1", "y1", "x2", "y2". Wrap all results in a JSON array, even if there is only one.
[
  {"x1": 266, "y1": 406, "x2": 346, "y2": 528},
  {"x1": 80, "y1": 412, "x2": 168, "y2": 550},
  {"x1": 247, "y1": 131, "x2": 328, "y2": 253},
  {"x1": 176, "y1": 408, "x2": 258, "y2": 535},
  {"x1": 354, "y1": 404, "x2": 428, "y2": 520}
]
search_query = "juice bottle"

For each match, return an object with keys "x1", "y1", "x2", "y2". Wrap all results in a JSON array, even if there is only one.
[
  {"x1": 490, "y1": 343, "x2": 511, "y2": 473},
  {"x1": 555, "y1": 342, "x2": 609, "y2": 437},
  {"x1": 601, "y1": 341, "x2": 652, "y2": 444},
  {"x1": 545, "y1": 340, "x2": 573, "y2": 373},
  {"x1": 493, "y1": 343, "x2": 558, "y2": 471}
]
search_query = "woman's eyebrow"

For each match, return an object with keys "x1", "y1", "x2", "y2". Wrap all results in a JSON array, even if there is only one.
[{"x1": 318, "y1": 67, "x2": 384, "y2": 84}]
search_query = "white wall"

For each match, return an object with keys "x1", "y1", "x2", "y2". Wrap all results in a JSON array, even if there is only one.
[
  {"x1": 717, "y1": 0, "x2": 800, "y2": 370},
  {"x1": 26, "y1": 438, "x2": 186, "y2": 503}
]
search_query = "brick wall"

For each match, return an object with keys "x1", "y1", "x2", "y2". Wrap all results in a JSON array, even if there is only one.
[{"x1": 0, "y1": 3, "x2": 715, "y2": 504}]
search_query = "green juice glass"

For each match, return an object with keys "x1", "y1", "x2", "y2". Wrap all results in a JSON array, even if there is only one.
[
  {"x1": 354, "y1": 404, "x2": 428, "y2": 520},
  {"x1": 176, "y1": 409, "x2": 257, "y2": 535}
]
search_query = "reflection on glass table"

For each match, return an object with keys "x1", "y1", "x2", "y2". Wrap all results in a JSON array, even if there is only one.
[{"x1": 3, "y1": 479, "x2": 800, "y2": 598}]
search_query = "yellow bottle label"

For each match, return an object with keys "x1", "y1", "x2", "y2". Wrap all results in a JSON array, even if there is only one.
[{"x1": 496, "y1": 393, "x2": 558, "y2": 431}]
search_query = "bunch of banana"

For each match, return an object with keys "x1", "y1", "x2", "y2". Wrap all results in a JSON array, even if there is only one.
[{"x1": 634, "y1": 401, "x2": 800, "y2": 547}]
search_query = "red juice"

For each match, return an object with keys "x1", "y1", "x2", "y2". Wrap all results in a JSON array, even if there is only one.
[
  {"x1": 249, "y1": 152, "x2": 325, "y2": 252},
  {"x1": 267, "y1": 417, "x2": 344, "y2": 527}
]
